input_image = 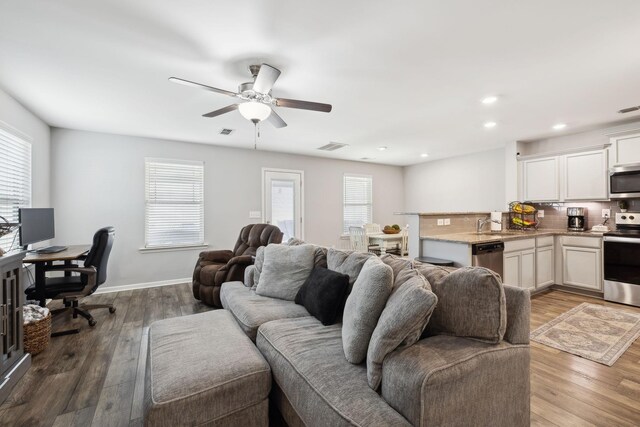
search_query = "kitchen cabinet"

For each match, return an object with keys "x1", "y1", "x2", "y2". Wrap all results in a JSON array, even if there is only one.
[
  {"x1": 564, "y1": 150, "x2": 608, "y2": 200},
  {"x1": 610, "y1": 132, "x2": 640, "y2": 166},
  {"x1": 561, "y1": 236, "x2": 602, "y2": 291},
  {"x1": 503, "y1": 239, "x2": 536, "y2": 290},
  {"x1": 536, "y1": 236, "x2": 554, "y2": 288},
  {"x1": 522, "y1": 157, "x2": 560, "y2": 201}
]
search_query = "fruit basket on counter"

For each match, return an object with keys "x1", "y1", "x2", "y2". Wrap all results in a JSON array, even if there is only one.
[{"x1": 508, "y1": 202, "x2": 539, "y2": 231}]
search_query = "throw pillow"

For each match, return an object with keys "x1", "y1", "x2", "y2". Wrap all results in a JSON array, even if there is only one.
[
  {"x1": 295, "y1": 268, "x2": 350, "y2": 325},
  {"x1": 366, "y1": 273, "x2": 437, "y2": 390},
  {"x1": 327, "y1": 248, "x2": 374, "y2": 290},
  {"x1": 342, "y1": 257, "x2": 393, "y2": 364},
  {"x1": 255, "y1": 244, "x2": 315, "y2": 300},
  {"x1": 414, "y1": 264, "x2": 506, "y2": 343}
]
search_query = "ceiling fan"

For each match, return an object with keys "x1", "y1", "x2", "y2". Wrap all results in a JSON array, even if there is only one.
[{"x1": 169, "y1": 64, "x2": 332, "y2": 128}]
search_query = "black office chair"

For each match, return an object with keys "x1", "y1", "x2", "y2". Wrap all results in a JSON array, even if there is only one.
[{"x1": 25, "y1": 227, "x2": 116, "y2": 329}]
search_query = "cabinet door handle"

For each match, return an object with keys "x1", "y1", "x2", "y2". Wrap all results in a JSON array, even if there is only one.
[{"x1": 1, "y1": 304, "x2": 7, "y2": 337}]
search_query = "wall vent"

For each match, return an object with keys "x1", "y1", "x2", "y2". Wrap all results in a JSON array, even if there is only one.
[
  {"x1": 219, "y1": 128, "x2": 235, "y2": 135},
  {"x1": 317, "y1": 142, "x2": 349, "y2": 151},
  {"x1": 618, "y1": 106, "x2": 640, "y2": 114},
  {"x1": 360, "y1": 157, "x2": 373, "y2": 160}
]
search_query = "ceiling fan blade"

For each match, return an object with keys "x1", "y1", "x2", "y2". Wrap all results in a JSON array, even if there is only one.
[
  {"x1": 202, "y1": 104, "x2": 239, "y2": 118},
  {"x1": 267, "y1": 108, "x2": 287, "y2": 128},
  {"x1": 169, "y1": 77, "x2": 238, "y2": 97},
  {"x1": 253, "y1": 64, "x2": 281, "y2": 94},
  {"x1": 275, "y1": 98, "x2": 332, "y2": 113}
]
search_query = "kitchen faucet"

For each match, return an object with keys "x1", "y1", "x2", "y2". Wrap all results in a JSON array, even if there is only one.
[{"x1": 477, "y1": 217, "x2": 502, "y2": 233}]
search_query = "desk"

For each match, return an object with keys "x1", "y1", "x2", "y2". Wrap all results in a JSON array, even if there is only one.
[
  {"x1": 367, "y1": 233, "x2": 403, "y2": 254},
  {"x1": 23, "y1": 245, "x2": 91, "y2": 307}
]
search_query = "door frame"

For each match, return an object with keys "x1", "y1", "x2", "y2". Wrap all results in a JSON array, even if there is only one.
[{"x1": 262, "y1": 167, "x2": 305, "y2": 240}]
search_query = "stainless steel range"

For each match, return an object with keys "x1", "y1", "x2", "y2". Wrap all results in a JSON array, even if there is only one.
[{"x1": 604, "y1": 212, "x2": 640, "y2": 307}]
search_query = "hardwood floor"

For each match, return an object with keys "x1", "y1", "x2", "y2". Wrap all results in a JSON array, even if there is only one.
[{"x1": 1, "y1": 286, "x2": 639, "y2": 426}]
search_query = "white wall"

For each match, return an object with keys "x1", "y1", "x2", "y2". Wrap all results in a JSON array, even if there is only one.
[
  {"x1": 51, "y1": 128, "x2": 404, "y2": 288},
  {"x1": 0, "y1": 88, "x2": 50, "y2": 209},
  {"x1": 403, "y1": 148, "x2": 506, "y2": 213}
]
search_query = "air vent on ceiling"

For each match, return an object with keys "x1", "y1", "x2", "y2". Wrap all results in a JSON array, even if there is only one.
[
  {"x1": 618, "y1": 106, "x2": 640, "y2": 114},
  {"x1": 219, "y1": 128, "x2": 235, "y2": 135},
  {"x1": 317, "y1": 142, "x2": 349, "y2": 151},
  {"x1": 360, "y1": 157, "x2": 373, "y2": 160}
]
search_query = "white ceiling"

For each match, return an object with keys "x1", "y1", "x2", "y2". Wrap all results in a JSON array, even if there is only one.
[{"x1": 1, "y1": 0, "x2": 640, "y2": 166}]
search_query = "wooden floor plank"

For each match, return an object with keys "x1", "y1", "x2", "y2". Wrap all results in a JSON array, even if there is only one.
[{"x1": 3, "y1": 286, "x2": 640, "y2": 426}]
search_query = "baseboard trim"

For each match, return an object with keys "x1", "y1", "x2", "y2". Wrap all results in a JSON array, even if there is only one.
[{"x1": 94, "y1": 277, "x2": 191, "y2": 295}]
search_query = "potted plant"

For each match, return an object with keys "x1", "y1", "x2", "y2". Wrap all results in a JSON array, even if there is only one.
[{"x1": 618, "y1": 200, "x2": 629, "y2": 213}]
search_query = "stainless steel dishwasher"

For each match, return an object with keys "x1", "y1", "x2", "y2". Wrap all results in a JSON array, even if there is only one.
[{"x1": 471, "y1": 241, "x2": 504, "y2": 277}]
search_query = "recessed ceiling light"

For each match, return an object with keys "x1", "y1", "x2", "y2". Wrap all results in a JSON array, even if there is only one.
[
  {"x1": 420, "y1": 153, "x2": 429, "y2": 158},
  {"x1": 481, "y1": 96, "x2": 498, "y2": 105},
  {"x1": 552, "y1": 123, "x2": 567, "y2": 130},
  {"x1": 483, "y1": 121, "x2": 497, "y2": 129},
  {"x1": 378, "y1": 146, "x2": 388, "y2": 151}
]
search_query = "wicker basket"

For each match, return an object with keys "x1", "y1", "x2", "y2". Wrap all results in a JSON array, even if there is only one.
[{"x1": 24, "y1": 312, "x2": 51, "y2": 355}]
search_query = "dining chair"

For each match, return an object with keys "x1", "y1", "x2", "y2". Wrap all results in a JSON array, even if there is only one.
[
  {"x1": 386, "y1": 224, "x2": 409, "y2": 257},
  {"x1": 364, "y1": 223, "x2": 382, "y2": 234},
  {"x1": 348, "y1": 226, "x2": 368, "y2": 252}
]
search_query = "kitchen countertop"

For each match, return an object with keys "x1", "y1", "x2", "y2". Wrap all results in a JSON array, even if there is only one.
[{"x1": 420, "y1": 229, "x2": 606, "y2": 244}]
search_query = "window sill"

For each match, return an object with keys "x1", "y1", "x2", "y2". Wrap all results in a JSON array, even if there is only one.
[{"x1": 139, "y1": 243, "x2": 209, "y2": 254}]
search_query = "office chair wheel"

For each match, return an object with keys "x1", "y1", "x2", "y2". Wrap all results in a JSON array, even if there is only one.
[
  {"x1": 109, "y1": 307, "x2": 116, "y2": 314},
  {"x1": 89, "y1": 319, "x2": 97, "y2": 327}
]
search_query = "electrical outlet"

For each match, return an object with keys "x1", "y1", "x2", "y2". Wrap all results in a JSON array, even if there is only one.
[
  {"x1": 538, "y1": 210, "x2": 544, "y2": 218},
  {"x1": 437, "y1": 219, "x2": 444, "y2": 226},
  {"x1": 444, "y1": 218, "x2": 451, "y2": 225},
  {"x1": 602, "y1": 209, "x2": 611, "y2": 218},
  {"x1": 249, "y1": 210, "x2": 262, "y2": 219}
]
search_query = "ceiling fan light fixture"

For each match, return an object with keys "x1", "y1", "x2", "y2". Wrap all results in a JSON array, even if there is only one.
[{"x1": 238, "y1": 102, "x2": 271, "y2": 122}]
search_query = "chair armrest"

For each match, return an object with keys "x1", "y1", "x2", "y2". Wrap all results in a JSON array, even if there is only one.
[
  {"x1": 49, "y1": 266, "x2": 98, "y2": 298},
  {"x1": 226, "y1": 255, "x2": 254, "y2": 267},
  {"x1": 199, "y1": 249, "x2": 233, "y2": 263}
]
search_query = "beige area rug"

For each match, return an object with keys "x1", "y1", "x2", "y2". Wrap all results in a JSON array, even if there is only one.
[{"x1": 530, "y1": 303, "x2": 640, "y2": 366}]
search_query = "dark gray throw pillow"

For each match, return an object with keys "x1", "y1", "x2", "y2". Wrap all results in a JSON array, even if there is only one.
[{"x1": 295, "y1": 268, "x2": 350, "y2": 326}]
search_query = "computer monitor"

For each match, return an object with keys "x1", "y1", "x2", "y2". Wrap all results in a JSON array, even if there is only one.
[{"x1": 19, "y1": 208, "x2": 55, "y2": 246}]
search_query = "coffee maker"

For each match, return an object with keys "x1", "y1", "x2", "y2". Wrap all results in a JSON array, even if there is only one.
[{"x1": 567, "y1": 207, "x2": 587, "y2": 231}]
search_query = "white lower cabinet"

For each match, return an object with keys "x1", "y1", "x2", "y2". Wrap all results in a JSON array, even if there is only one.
[
  {"x1": 503, "y1": 239, "x2": 536, "y2": 290},
  {"x1": 536, "y1": 237, "x2": 555, "y2": 288},
  {"x1": 561, "y1": 236, "x2": 602, "y2": 291}
]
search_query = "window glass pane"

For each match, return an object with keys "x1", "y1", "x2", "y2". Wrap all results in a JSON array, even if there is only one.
[
  {"x1": 0, "y1": 130, "x2": 31, "y2": 252},
  {"x1": 271, "y1": 179, "x2": 295, "y2": 241},
  {"x1": 343, "y1": 175, "x2": 372, "y2": 233},
  {"x1": 145, "y1": 159, "x2": 204, "y2": 247}
]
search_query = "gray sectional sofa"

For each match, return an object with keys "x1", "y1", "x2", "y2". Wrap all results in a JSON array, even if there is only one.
[{"x1": 217, "y1": 247, "x2": 531, "y2": 427}]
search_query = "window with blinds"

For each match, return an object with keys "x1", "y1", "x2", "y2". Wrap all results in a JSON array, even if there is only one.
[
  {"x1": 0, "y1": 128, "x2": 31, "y2": 253},
  {"x1": 343, "y1": 174, "x2": 373, "y2": 233},
  {"x1": 145, "y1": 158, "x2": 204, "y2": 248}
]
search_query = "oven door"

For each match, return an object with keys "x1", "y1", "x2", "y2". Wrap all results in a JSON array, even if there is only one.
[
  {"x1": 609, "y1": 164, "x2": 640, "y2": 199},
  {"x1": 604, "y1": 236, "x2": 640, "y2": 306}
]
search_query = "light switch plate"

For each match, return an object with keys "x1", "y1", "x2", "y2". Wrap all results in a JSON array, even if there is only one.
[
  {"x1": 602, "y1": 208, "x2": 611, "y2": 218},
  {"x1": 249, "y1": 210, "x2": 262, "y2": 219},
  {"x1": 437, "y1": 219, "x2": 444, "y2": 226},
  {"x1": 444, "y1": 218, "x2": 451, "y2": 225},
  {"x1": 538, "y1": 210, "x2": 544, "y2": 218}
]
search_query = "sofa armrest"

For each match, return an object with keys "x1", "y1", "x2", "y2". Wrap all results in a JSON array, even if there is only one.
[
  {"x1": 503, "y1": 285, "x2": 530, "y2": 344},
  {"x1": 199, "y1": 249, "x2": 233, "y2": 263},
  {"x1": 381, "y1": 335, "x2": 530, "y2": 427},
  {"x1": 244, "y1": 265, "x2": 256, "y2": 288}
]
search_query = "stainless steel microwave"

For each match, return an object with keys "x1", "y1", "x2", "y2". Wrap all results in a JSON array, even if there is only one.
[{"x1": 609, "y1": 163, "x2": 640, "y2": 199}]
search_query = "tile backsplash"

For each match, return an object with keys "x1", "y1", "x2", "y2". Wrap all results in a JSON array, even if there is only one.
[{"x1": 532, "y1": 200, "x2": 640, "y2": 230}]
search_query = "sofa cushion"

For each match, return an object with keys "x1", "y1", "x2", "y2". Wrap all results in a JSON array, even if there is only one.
[
  {"x1": 295, "y1": 268, "x2": 349, "y2": 326},
  {"x1": 253, "y1": 244, "x2": 327, "y2": 290},
  {"x1": 380, "y1": 253, "x2": 413, "y2": 281},
  {"x1": 220, "y1": 281, "x2": 310, "y2": 341},
  {"x1": 327, "y1": 248, "x2": 374, "y2": 289},
  {"x1": 413, "y1": 264, "x2": 506, "y2": 343},
  {"x1": 342, "y1": 257, "x2": 393, "y2": 364},
  {"x1": 256, "y1": 317, "x2": 412, "y2": 427},
  {"x1": 367, "y1": 272, "x2": 437, "y2": 390},
  {"x1": 256, "y1": 244, "x2": 315, "y2": 301}
]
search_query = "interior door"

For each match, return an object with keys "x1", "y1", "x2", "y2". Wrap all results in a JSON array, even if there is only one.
[{"x1": 263, "y1": 169, "x2": 303, "y2": 241}]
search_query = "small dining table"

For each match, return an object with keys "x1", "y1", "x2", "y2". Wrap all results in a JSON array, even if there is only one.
[{"x1": 367, "y1": 232, "x2": 403, "y2": 254}]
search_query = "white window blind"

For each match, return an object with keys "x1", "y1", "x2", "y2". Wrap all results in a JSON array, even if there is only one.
[
  {"x1": 145, "y1": 158, "x2": 204, "y2": 248},
  {"x1": 343, "y1": 174, "x2": 372, "y2": 233},
  {"x1": 0, "y1": 128, "x2": 31, "y2": 252}
]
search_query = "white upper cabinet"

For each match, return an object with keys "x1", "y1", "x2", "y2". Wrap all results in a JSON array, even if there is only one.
[
  {"x1": 564, "y1": 150, "x2": 608, "y2": 200},
  {"x1": 610, "y1": 132, "x2": 640, "y2": 166},
  {"x1": 520, "y1": 149, "x2": 608, "y2": 202},
  {"x1": 522, "y1": 157, "x2": 559, "y2": 201}
]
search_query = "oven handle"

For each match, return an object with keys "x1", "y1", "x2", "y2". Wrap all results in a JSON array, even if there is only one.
[{"x1": 604, "y1": 236, "x2": 640, "y2": 244}]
